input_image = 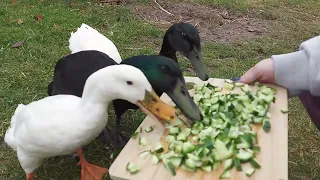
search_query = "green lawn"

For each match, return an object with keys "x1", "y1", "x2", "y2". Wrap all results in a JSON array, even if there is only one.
[{"x1": 0, "y1": 0, "x2": 319, "y2": 179}]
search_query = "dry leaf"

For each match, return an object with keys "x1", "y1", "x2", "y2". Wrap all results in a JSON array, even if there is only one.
[
  {"x1": 12, "y1": 40, "x2": 24, "y2": 48},
  {"x1": 11, "y1": 0, "x2": 16, "y2": 4},
  {"x1": 17, "y1": 18, "x2": 23, "y2": 24},
  {"x1": 70, "y1": 2, "x2": 76, "y2": 6},
  {"x1": 34, "y1": 14, "x2": 43, "y2": 22},
  {"x1": 53, "y1": 23, "x2": 60, "y2": 29},
  {"x1": 81, "y1": 8, "x2": 87, "y2": 14}
]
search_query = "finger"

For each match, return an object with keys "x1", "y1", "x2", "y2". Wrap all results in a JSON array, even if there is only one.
[{"x1": 239, "y1": 67, "x2": 258, "y2": 84}]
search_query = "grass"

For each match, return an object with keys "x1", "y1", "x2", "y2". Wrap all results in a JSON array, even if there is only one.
[{"x1": 0, "y1": 0, "x2": 319, "y2": 179}]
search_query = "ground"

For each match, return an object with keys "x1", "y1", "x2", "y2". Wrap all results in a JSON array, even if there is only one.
[{"x1": 0, "y1": 0, "x2": 319, "y2": 179}]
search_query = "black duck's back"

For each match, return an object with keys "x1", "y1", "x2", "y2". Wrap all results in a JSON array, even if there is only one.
[{"x1": 49, "y1": 50, "x2": 118, "y2": 97}]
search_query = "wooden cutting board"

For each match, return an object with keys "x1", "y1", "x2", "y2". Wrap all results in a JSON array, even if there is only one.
[{"x1": 109, "y1": 77, "x2": 288, "y2": 180}]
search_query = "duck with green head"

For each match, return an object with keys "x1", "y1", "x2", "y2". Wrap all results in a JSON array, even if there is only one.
[{"x1": 48, "y1": 51, "x2": 202, "y2": 148}]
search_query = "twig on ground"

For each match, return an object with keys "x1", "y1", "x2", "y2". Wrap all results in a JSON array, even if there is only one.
[{"x1": 154, "y1": 0, "x2": 174, "y2": 16}]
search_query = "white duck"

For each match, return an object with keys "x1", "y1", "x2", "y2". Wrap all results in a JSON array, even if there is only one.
[
  {"x1": 4, "y1": 64, "x2": 176, "y2": 180},
  {"x1": 69, "y1": 23, "x2": 122, "y2": 63}
]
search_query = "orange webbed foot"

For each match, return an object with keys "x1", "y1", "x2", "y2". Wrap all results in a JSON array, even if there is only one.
[{"x1": 76, "y1": 148, "x2": 108, "y2": 180}]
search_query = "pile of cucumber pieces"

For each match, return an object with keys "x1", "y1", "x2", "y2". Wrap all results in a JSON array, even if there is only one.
[{"x1": 127, "y1": 80, "x2": 278, "y2": 178}]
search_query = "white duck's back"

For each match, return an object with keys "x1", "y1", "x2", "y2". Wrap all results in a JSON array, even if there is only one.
[
  {"x1": 69, "y1": 23, "x2": 122, "y2": 64},
  {"x1": 12, "y1": 95, "x2": 108, "y2": 157}
]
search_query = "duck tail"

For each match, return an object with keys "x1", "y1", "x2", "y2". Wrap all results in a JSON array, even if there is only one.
[
  {"x1": 4, "y1": 104, "x2": 25, "y2": 151},
  {"x1": 69, "y1": 23, "x2": 94, "y2": 54}
]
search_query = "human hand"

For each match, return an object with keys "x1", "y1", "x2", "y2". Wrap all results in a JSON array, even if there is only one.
[{"x1": 234, "y1": 58, "x2": 276, "y2": 84}]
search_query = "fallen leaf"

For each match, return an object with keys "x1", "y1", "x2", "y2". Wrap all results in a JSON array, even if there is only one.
[
  {"x1": 34, "y1": 14, "x2": 43, "y2": 22},
  {"x1": 70, "y1": 2, "x2": 76, "y2": 6},
  {"x1": 81, "y1": 7, "x2": 87, "y2": 14},
  {"x1": 53, "y1": 23, "x2": 60, "y2": 29},
  {"x1": 17, "y1": 18, "x2": 23, "y2": 24},
  {"x1": 12, "y1": 40, "x2": 24, "y2": 48},
  {"x1": 11, "y1": 0, "x2": 16, "y2": 4}
]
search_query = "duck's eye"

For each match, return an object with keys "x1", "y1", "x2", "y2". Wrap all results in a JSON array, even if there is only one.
[
  {"x1": 127, "y1": 81, "x2": 133, "y2": 85},
  {"x1": 160, "y1": 65, "x2": 170, "y2": 73}
]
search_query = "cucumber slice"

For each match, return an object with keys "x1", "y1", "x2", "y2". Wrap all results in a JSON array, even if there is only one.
[
  {"x1": 181, "y1": 164, "x2": 196, "y2": 172},
  {"x1": 169, "y1": 126, "x2": 181, "y2": 135},
  {"x1": 182, "y1": 142, "x2": 195, "y2": 154},
  {"x1": 126, "y1": 162, "x2": 140, "y2": 174},
  {"x1": 145, "y1": 126, "x2": 153, "y2": 133},
  {"x1": 220, "y1": 170, "x2": 231, "y2": 179},
  {"x1": 236, "y1": 150, "x2": 253, "y2": 161},
  {"x1": 168, "y1": 157, "x2": 182, "y2": 168},
  {"x1": 281, "y1": 109, "x2": 288, "y2": 114},
  {"x1": 263, "y1": 119, "x2": 271, "y2": 132},
  {"x1": 185, "y1": 158, "x2": 196, "y2": 169},
  {"x1": 223, "y1": 159, "x2": 233, "y2": 171},
  {"x1": 250, "y1": 158, "x2": 261, "y2": 169},
  {"x1": 201, "y1": 165, "x2": 212, "y2": 172},
  {"x1": 154, "y1": 143, "x2": 164, "y2": 153},
  {"x1": 165, "y1": 135, "x2": 176, "y2": 144},
  {"x1": 245, "y1": 168, "x2": 256, "y2": 177},
  {"x1": 235, "y1": 159, "x2": 242, "y2": 171},
  {"x1": 139, "y1": 137, "x2": 148, "y2": 146},
  {"x1": 151, "y1": 155, "x2": 160, "y2": 165},
  {"x1": 138, "y1": 150, "x2": 150, "y2": 159},
  {"x1": 213, "y1": 139, "x2": 233, "y2": 161},
  {"x1": 163, "y1": 159, "x2": 176, "y2": 176}
]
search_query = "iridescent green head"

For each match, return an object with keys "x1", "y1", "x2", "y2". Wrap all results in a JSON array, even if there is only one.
[{"x1": 121, "y1": 55, "x2": 202, "y2": 121}]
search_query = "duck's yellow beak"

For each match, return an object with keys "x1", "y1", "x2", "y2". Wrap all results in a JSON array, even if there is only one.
[{"x1": 136, "y1": 90, "x2": 177, "y2": 121}]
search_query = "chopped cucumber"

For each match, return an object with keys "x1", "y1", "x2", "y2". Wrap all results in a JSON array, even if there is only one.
[
  {"x1": 220, "y1": 170, "x2": 231, "y2": 179},
  {"x1": 131, "y1": 82, "x2": 276, "y2": 177},
  {"x1": 223, "y1": 159, "x2": 233, "y2": 171},
  {"x1": 235, "y1": 159, "x2": 242, "y2": 171},
  {"x1": 182, "y1": 142, "x2": 195, "y2": 154},
  {"x1": 245, "y1": 168, "x2": 256, "y2": 177},
  {"x1": 181, "y1": 164, "x2": 196, "y2": 172},
  {"x1": 145, "y1": 126, "x2": 153, "y2": 133},
  {"x1": 165, "y1": 135, "x2": 176, "y2": 144},
  {"x1": 201, "y1": 165, "x2": 212, "y2": 172},
  {"x1": 151, "y1": 155, "x2": 160, "y2": 165},
  {"x1": 168, "y1": 157, "x2": 182, "y2": 168},
  {"x1": 250, "y1": 158, "x2": 261, "y2": 169},
  {"x1": 236, "y1": 150, "x2": 253, "y2": 161},
  {"x1": 169, "y1": 126, "x2": 181, "y2": 135},
  {"x1": 153, "y1": 143, "x2": 164, "y2": 153},
  {"x1": 281, "y1": 109, "x2": 289, "y2": 114},
  {"x1": 126, "y1": 162, "x2": 140, "y2": 174},
  {"x1": 139, "y1": 137, "x2": 148, "y2": 146},
  {"x1": 138, "y1": 150, "x2": 150, "y2": 159},
  {"x1": 263, "y1": 119, "x2": 271, "y2": 132},
  {"x1": 162, "y1": 158, "x2": 176, "y2": 176}
]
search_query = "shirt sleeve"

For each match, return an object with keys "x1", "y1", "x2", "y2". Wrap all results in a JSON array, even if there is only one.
[{"x1": 271, "y1": 36, "x2": 320, "y2": 97}]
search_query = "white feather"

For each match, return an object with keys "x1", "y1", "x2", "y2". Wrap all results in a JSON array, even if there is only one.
[
  {"x1": 69, "y1": 23, "x2": 122, "y2": 63},
  {"x1": 4, "y1": 64, "x2": 152, "y2": 174}
]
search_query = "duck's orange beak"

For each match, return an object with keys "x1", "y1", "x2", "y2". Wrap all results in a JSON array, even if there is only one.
[{"x1": 136, "y1": 90, "x2": 177, "y2": 122}]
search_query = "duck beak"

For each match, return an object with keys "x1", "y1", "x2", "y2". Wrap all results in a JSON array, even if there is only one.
[
  {"x1": 186, "y1": 47, "x2": 209, "y2": 81},
  {"x1": 167, "y1": 78, "x2": 202, "y2": 121},
  {"x1": 136, "y1": 90, "x2": 177, "y2": 122}
]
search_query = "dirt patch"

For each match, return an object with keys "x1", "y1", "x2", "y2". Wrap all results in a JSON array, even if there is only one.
[{"x1": 134, "y1": 2, "x2": 271, "y2": 43}]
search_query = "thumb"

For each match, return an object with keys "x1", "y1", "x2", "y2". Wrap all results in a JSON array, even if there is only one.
[{"x1": 239, "y1": 67, "x2": 258, "y2": 84}]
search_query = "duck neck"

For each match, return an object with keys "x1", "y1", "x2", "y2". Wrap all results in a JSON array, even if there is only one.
[
  {"x1": 159, "y1": 37, "x2": 178, "y2": 63},
  {"x1": 80, "y1": 69, "x2": 116, "y2": 108}
]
